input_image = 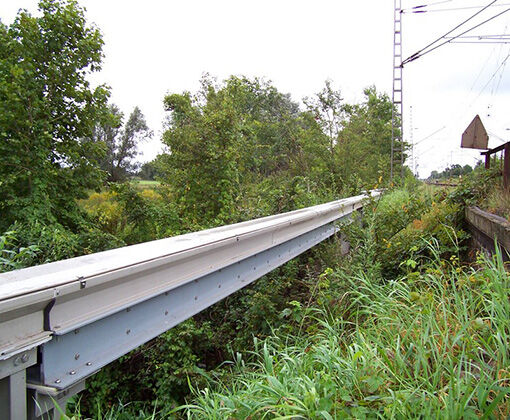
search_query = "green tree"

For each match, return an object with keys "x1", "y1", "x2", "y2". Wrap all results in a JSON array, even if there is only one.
[
  {"x1": 304, "y1": 80, "x2": 344, "y2": 154},
  {"x1": 158, "y1": 76, "x2": 332, "y2": 228},
  {"x1": 462, "y1": 164, "x2": 473, "y2": 175},
  {"x1": 0, "y1": 0, "x2": 110, "y2": 229},
  {"x1": 159, "y1": 81, "x2": 241, "y2": 227},
  {"x1": 428, "y1": 163, "x2": 473, "y2": 181},
  {"x1": 336, "y1": 86, "x2": 404, "y2": 189},
  {"x1": 138, "y1": 160, "x2": 159, "y2": 181},
  {"x1": 93, "y1": 105, "x2": 152, "y2": 182}
]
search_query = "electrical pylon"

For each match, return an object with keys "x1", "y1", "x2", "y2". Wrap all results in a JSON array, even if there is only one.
[{"x1": 391, "y1": 0, "x2": 404, "y2": 181}]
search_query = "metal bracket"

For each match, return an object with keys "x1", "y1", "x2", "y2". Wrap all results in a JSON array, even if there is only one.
[
  {"x1": 0, "y1": 348, "x2": 37, "y2": 381},
  {"x1": 27, "y1": 380, "x2": 85, "y2": 419}
]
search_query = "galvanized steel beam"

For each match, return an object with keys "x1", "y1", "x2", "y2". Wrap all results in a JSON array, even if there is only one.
[
  {"x1": 0, "y1": 193, "x2": 378, "y2": 360},
  {"x1": 35, "y1": 221, "x2": 342, "y2": 389}
]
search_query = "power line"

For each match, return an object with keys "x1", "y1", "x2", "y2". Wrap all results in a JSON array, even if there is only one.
[
  {"x1": 402, "y1": 0, "x2": 501, "y2": 65},
  {"x1": 404, "y1": 3, "x2": 510, "y2": 13},
  {"x1": 416, "y1": 138, "x2": 451, "y2": 157},
  {"x1": 411, "y1": 7, "x2": 510, "y2": 61},
  {"x1": 491, "y1": 27, "x2": 509, "y2": 96},
  {"x1": 474, "y1": 49, "x2": 510, "y2": 100},
  {"x1": 446, "y1": 34, "x2": 510, "y2": 43},
  {"x1": 446, "y1": 34, "x2": 510, "y2": 42},
  {"x1": 448, "y1": 34, "x2": 510, "y2": 37},
  {"x1": 424, "y1": 0, "x2": 454, "y2": 6},
  {"x1": 448, "y1": 43, "x2": 499, "y2": 117},
  {"x1": 407, "y1": 0, "x2": 453, "y2": 11},
  {"x1": 401, "y1": 2, "x2": 509, "y2": 174},
  {"x1": 413, "y1": 42, "x2": 497, "y2": 159},
  {"x1": 487, "y1": 129, "x2": 509, "y2": 142},
  {"x1": 450, "y1": 39, "x2": 510, "y2": 45},
  {"x1": 414, "y1": 126, "x2": 447, "y2": 146}
]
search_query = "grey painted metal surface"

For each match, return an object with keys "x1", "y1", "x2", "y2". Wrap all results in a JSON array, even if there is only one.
[
  {"x1": 0, "y1": 192, "x2": 378, "y2": 361},
  {"x1": 0, "y1": 348, "x2": 36, "y2": 381},
  {"x1": 0, "y1": 369, "x2": 27, "y2": 420},
  {"x1": 37, "y1": 222, "x2": 340, "y2": 389}
]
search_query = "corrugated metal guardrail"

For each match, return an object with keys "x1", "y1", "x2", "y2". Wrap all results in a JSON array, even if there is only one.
[{"x1": 0, "y1": 191, "x2": 379, "y2": 419}]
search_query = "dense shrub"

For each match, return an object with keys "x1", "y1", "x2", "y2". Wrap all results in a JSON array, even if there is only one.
[
  {"x1": 5, "y1": 221, "x2": 124, "y2": 266},
  {"x1": 80, "y1": 183, "x2": 181, "y2": 245},
  {"x1": 380, "y1": 199, "x2": 467, "y2": 276},
  {"x1": 0, "y1": 231, "x2": 39, "y2": 272}
]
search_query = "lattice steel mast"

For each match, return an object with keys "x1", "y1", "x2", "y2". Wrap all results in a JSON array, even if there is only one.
[{"x1": 391, "y1": 0, "x2": 404, "y2": 180}]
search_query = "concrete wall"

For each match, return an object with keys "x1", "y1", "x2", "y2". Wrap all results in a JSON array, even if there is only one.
[{"x1": 465, "y1": 206, "x2": 510, "y2": 261}]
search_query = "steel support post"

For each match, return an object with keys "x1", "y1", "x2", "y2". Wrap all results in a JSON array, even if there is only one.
[
  {"x1": 0, "y1": 348, "x2": 37, "y2": 420},
  {"x1": 0, "y1": 370, "x2": 27, "y2": 420},
  {"x1": 392, "y1": 0, "x2": 404, "y2": 181},
  {"x1": 504, "y1": 143, "x2": 510, "y2": 190}
]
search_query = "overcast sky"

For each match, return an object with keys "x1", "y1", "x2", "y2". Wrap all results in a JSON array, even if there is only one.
[{"x1": 3, "y1": 0, "x2": 510, "y2": 177}]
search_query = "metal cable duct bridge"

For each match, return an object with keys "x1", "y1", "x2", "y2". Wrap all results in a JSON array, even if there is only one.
[{"x1": 0, "y1": 191, "x2": 380, "y2": 419}]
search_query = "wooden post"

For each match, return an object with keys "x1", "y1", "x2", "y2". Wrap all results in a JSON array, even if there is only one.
[
  {"x1": 504, "y1": 143, "x2": 510, "y2": 189},
  {"x1": 485, "y1": 153, "x2": 491, "y2": 169}
]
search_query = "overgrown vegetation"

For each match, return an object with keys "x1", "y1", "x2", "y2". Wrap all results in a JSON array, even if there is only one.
[
  {"x1": 429, "y1": 163, "x2": 473, "y2": 181},
  {"x1": 184, "y1": 245, "x2": 510, "y2": 418},
  {"x1": 176, "y1": 188, "x2": 508, "y2": 418},
  {"x1": 3, "y1": 1, "x2": 508, "y2": 419},
  {"x1": 65, "y1": 187, "x2": 510, "y2": 419},
  {"x1": 449, "y1": 163, "x2": 510, "y2": 220}
]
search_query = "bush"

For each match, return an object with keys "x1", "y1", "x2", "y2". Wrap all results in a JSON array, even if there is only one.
[
  {"x1": 80, "y1": 184, "x2": 181, "y2": 244},
  {"x1": 0, "y1": 231, "x2": 39, "y2": 272},
  {"x1": 448, "y1": 166, "x2": 501, "y2": 207},
  {"x1": 380, "y1": 199, "x2": 467, "y2": 276}
]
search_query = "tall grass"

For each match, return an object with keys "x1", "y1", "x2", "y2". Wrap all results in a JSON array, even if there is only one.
[
  {"x1": 484, "y1": 184, "x2": 510, "y2": 220},
  {"x1": 184, "y1": 245, "x2": 510, "y2": 419}
]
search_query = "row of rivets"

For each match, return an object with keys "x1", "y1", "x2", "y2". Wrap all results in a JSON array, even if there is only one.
[{"x1": 54, "y1": 361, "x2": 93, "y2": 384}]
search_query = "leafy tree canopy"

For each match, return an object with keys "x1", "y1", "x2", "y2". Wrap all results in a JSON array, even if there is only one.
[
  {"x1": 336, "y1": 86, "x2": 406, "y2": 190},
  {"x1": 0, "y1": 0, "x2": 110, "y2": 230},
  {"x1": 91, "y1": 104, "x2": 152, "y2": 182},
  {"x1": 138, "y1": 160, "x2": 160, "y2": 181},
  {"x1": 428, "y1": 163, "x2": 473, "y2": 180},
  {"x1": 157, "y1": 77, "x2": 401, "y2": 229},
  {"x1": 157, "y1": 75, "x2": 335, "y2": 228}
]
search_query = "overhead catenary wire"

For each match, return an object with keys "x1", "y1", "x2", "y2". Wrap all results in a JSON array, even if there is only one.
[
  {"x1": 407, "y1": 7, "x2": 510, "y2": 62},
  {"x1": 472, "y1": 49, "x2": 510, "y2": 101},
  {"x1": 449, "y1": 40, "x2": 510, "y2": 43},
  {"x1": 410, "y1": 44, "x2": 497, "y2": 152},
  {"x1": 487, "y1": 129, "x2": 509, "y2": 143},
  {"x1": 404, "y1": 3, "x2": 510, "y2": 13},
  {"x1": 414, "y1": 126, "x2": 447, "y2": 146},
  {"x1": 491, "y1": 28, "x2": 509, "y2": 96},
  {"x1": 408, "y1": 0, "x2": 452, "y2": 12},
  {"x1": 401, "y1": 2, "x2": 509, "y2": 176},
  {"x1": 442, "y1": 41, "x2": 499, "y2": 122},
  {"x1": 402, "y1": 0, "x2": 502, "y2": 65},
  {"x1": 417, "y1": 140, "x2": 447, "y2": 157},
  {"x1": 446, "y1": 34, "x2": 510, "y2": 43},
  {"x1": 447, "y1": 34, "x2": 510, "y2": 37},
  {"x1": 422, "y1": 0, "x2": 454, "y2": 6}
]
